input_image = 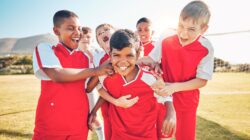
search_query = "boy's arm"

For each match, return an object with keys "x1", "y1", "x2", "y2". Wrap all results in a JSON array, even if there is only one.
[
  {"x1": 156, "y1": 78, "x2": 207, "y2": 97},
  {"x1": 162, "y1": 101, "x2": 176, "y2": 136},
  {"x1": 43, "y1": 64, "x2": 113, "y2": 82},
  {"x1": 88, "y1": 97, "x2": 106, "y2": 130},
  {"x1": 33, "y1": 43, "x2": 113, "y2": 82},
  {"x1": 98, "y1": 87, "x2": 139, "y2": 108},
  {"x1": 86, "y1": 76, "x2": 99, "y2": 93}
]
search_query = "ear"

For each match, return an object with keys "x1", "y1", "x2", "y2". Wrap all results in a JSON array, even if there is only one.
[
  {"x1": 201, "y1": 25, "x2": 208, "y2": 35},
  {"x1": 53, "y1": 27, "x2": 60, "y2": 36}
]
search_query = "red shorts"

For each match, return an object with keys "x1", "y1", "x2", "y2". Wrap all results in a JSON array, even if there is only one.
[
  {"x1": 157, "y1": 103, "x2": 174, "y2": 139},
  {"x1": 175, "y1": 110, "x2": 197, "y2": 140}
]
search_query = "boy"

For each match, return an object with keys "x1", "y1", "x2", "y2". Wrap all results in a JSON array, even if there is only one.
[
  {"x1": 147, "y1": 1, "x2": 214, "y2": 140},
  {"x1": 79, "y1": 26, "x2": 104, "y2": 140},
  {"x1": 86, "y1": 23, "x2": 116, "y2": 140},
  {"x1": 136, "y1": 17, "x2": 175, "y2": 140},
  {"x1": 136, "y1": 17, "x2": 155, "y2": 56},
  {"x1": 32, "y1": 10, "x2": 113, "y2": 140},
  {"x1": 99, "y1": 29, "x2": 162, "y2": 140}
]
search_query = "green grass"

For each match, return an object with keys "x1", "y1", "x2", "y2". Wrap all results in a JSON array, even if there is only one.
[{"x1": 0, "y1": 73, "x2": 250, "y2": 140}]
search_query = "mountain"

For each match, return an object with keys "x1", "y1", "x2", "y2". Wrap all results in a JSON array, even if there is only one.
[{"x1": 0, "y1": 33, "x2": 58, "y2": 55}]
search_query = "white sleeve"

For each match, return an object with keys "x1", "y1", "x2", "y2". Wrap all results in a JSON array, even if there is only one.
[
  {"x1": 32, "y1": 43, "x2": 62, "y2": 80},
  {"x1": 149, "y1": 28, "x2": 176, "y2": 62},
  {"x1": 196, "y1": 38, "x2": 214, "y2": 80},
  {"x1": 148, "y1": 39, "x2": 162, "y2": 62},
  {"x1": 141, "y1": 72, "x2": 173, "y2": 103}
]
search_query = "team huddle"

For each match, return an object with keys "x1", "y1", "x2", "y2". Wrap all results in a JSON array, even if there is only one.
[{"x1": 32, "y1": 1, "x2": 214, "y2": 140}]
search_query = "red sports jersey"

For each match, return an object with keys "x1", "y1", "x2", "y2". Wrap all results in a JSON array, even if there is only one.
[
  {"x1": 161, "y1": 35, "x2": 210, "y2": 111},
  {"x1": 33, "y1": 43, "x2": 89, "y2": 136},
  {"x1": 100, "y1": 68, "x2": 158, "y2": 140},
  {"x1": 143, "y1": 41, "x2": 154, "y2": 56}
]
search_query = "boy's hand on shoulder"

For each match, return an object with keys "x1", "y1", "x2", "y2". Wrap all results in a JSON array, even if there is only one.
[
  {"x1": 94, "y1": 62, "x2": 114, "y2": 76},
  {"x1": 114, "y1": 95, "x2": 139, "y2": 108}
]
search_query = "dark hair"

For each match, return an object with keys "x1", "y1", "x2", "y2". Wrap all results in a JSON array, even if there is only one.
[
  {"x1": 82, "y1": 26, "x2": 92, "y2": 34},
  {"x1": 110, "y1": 29, "x2": 139, "y2": 51},
  {"x1": 53, "y1": 10, "x2": 78, "y2": 27},
  {"x1": 136, "y1": 17, "x2": 152, "y2": 26}
]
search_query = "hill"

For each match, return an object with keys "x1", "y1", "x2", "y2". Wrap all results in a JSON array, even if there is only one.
[{"x1": 0, "y1": 34, "x2": 58, "y2": 55}]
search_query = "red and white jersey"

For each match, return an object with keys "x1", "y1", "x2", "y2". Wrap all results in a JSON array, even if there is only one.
[
  {"x1": 32, "y1": 43, "x2": 89, "y2": 135},
  {"x1": 142, "y1": 41, "x2": 154, "y2": 56},
  {"x1": 99, "y1": 67, "x2": 160, "y2": 140},
  {"x1": 149, "y1": 29, "x2": 214, "y2": 111}
]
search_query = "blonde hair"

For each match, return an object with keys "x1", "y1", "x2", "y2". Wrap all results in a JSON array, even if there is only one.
[
  {"x1": 180, "y1": 0, "x2": 211, "y2": 27},
  {"x1": 95, "y1": 23, "x2": 115, "y2": 43}
]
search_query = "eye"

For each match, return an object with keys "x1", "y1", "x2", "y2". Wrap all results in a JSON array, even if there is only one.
[{"x1": 67, "y1": 27, "x2": 74, "y2": 31}]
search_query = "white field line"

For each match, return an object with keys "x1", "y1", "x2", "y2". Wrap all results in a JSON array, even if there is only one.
[{"x1": 202, "y1": 91, "x2": 250, "y2": 94}]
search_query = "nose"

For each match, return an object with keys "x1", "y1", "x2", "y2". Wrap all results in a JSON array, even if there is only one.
[{"x1": 179, "y1": 29, "x2": 188, "y2": 39}]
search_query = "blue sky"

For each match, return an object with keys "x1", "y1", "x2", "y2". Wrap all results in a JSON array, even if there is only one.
[{"x1": 1, "y1": 0, "x2": 250, "y2": 63}]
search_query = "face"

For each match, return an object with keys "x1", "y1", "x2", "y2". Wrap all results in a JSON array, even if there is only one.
[
  {"x1": 96, "y1": 25, "x2": 115, "y2": 53},
  {"x1": 110, "y1": 46, "x2": 138, "y2": 77},
  {"x1": 53, "y1": 17, "x2": 82, "y2": 49},
  {"x1": 79, "y1": 32, "x2": 93, "y2": 51},
  {"x1": 177, "y1": 17, "x2": 207, "y2": 46},
  {"x1": 136, "y1": 22, "x2": 153, "y2": 44}
]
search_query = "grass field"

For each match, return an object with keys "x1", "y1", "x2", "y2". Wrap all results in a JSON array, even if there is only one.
[{"x1": 0, "y1": 73, "x2": 250, "y2": 140}]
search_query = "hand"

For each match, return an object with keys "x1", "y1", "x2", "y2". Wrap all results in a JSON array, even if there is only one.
[
  {"x1": 94, "y1": 63, "x2": 114, "y2": 76},
  {"x1": 162, "y1": 103, "x2": 176, "y2": 136},
  {"x1": 151, "y1": 76, "x2": 165, "y2": 91},
  {"x1": 153, "y1": 63, "x2": 163, "y2": 76},
  {"x1": 114, "y1": 95, "x2": 139, "y2": 108},
  {"x1": 155, "y1": 83, "x2": 176, "y2": 97},
  {"x1": 88, "y1": 112, "x2": 97, "y2": 131}
]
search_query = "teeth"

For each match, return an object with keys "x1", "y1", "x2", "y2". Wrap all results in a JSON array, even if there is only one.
[
  {"x1": 72, "y1": 38, "x2": 80, "y2": 42},
  {"x1": 119, "y1": 66, "x2": 127, "y2": 71}
]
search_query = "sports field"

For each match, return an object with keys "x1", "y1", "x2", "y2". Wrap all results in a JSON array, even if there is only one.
[{"x1": 0, "y1": 73, "x2": 249, "y2": 140}]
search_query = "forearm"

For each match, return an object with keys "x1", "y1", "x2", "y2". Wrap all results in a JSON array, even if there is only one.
[
  {"x1": 86, "y1": 76, "x2": 99, "y2": 93},
  {"x1": 170, "y1": 78, "x2": 207, "y2": 92},
  {"x1": 91, "y1": 97, "x2": 106, "y2": 114},
  {"x1": 43, "y1": 68, "x2": 98, "y2": 82},
  {"x1": 165, "y1": 101, "x2": 175, "y2": 116},
  {"x1": 98, "y1": 88, "x2": 117, "y2": 105}
]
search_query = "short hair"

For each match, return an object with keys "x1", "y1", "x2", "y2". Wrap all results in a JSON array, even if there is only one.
[
  {"x1": 53, "y1": 10, "x2": 78, "y2": 27},
  {"x1": 82, "y1": 26, "x2": 92, "y2": 34},
  {"x1": 180, "y1": 0, "x2": 211, "y2": 26},
  {"x1": 110, "y1": 29, "x2": 139, "y2": 51},
  {"x1": 95, "y1": 23, "x2": 115, "y2": 43},
  {"x1": 136, "y1": 17, "x2": 152, "y2": 26}
]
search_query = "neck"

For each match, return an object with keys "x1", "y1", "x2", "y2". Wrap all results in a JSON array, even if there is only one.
[
  {"x1": 61, "y1": 42, "x2": 73, "y2": 52},
  {"x1": 124, "y1": 65, "x2": 139, "y2": 83},
  {"x1": 141, "y1": 41, "x2": 151, "y2": 46}
]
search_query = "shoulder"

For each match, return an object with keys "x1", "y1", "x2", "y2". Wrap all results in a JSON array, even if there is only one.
[
  {"x1": 140, "y1": 69, "x2": 156, "y2": 86},
  {"x1": 198, "y1": 36, "x2": 214, "y2": 53},
  {"x1": 37, "y1": 42, "x2": 53, "y2": 49},
  {"x1": 153, "y1": 28, "x2": 176, "y2": 47}
]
